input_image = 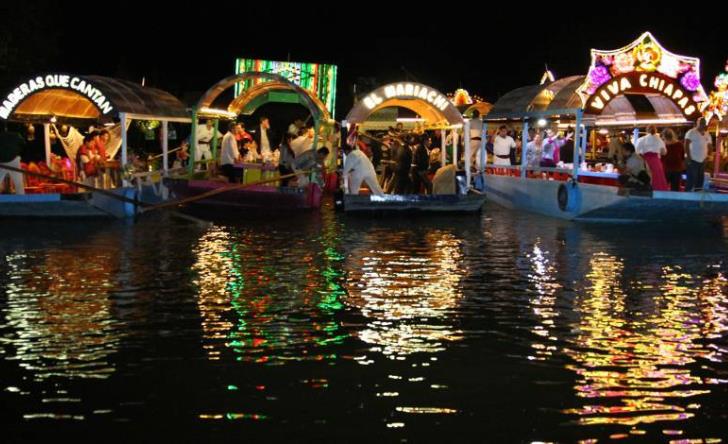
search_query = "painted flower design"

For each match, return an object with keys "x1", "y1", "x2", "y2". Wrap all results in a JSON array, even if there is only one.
[
  {"x1": 680, "y1": 71, "x2": 701, "y2": 92},
  {"x1": 658, "y1": 54, "x2": 680, "y2": 78},
  {"x1": 589, "y1": 66, "x2": 611, "y2": 92},
  {"x1": 613, "y1": 53, "x2": 634, "y2": 74}
]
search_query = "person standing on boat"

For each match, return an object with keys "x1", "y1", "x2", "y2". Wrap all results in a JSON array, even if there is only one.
[
  {"x1": 196, "y1": 120, "x2": 222, "y2": 169},
  {"x1": 684, "y1": 118, "x2": 713, "y2": 192},
  {"x1": 412, "y1": 136, "x2": 432, "y2": 194},
  {"x1": 278, "y1": 133, "x2": 296, "y2": 186},
  {"x1": 607, "y1": 132, "x2": 625, "y2": 168},
  {"x1": 493, "y1": 125, "x2": 517, "y2": 166},
  {"x1": 661, "y1": 128, "x2": 685, "y2": 192},
  {"x1": 220, "y1": 122, "x2": 243, "y2": 183},
  {"x1": 526, "y1": 132, "x2": 544, "y2": 168},
  {"x1": 0, "y1": 129, "x2": 26, "y2": 195},
  {"x1": 253, "y1": 116, "x2": 274, "y2": 162},
  {"x1": 342, "y1": 144, "x2": 384, "y2": 196},
  {"x1": 392, "y1": 136, "x2": 414, "y2": 194},
  {"x1": 636, "y1": 125, "x2": 668, "y2": 191}
]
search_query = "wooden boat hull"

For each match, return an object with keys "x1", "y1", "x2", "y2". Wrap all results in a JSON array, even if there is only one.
[
  {"x1": 484, "y1": 174, "x2": 728, "y2": 222},
  {"x1": 341, "y1": 193, "x2": 486, "y2": 214},
  {"x1": 165, "y1": 179, "x2": 322, "y2": 210},
  {"x1": 0, "y1": 187, "x2": 139, "y2": 219}
]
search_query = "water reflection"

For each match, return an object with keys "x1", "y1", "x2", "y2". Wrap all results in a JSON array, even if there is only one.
[
  {"x1": 563, "y1": 249, "x2": 728, "y2": 436},
  {"x1": 1, "y1": 228, "x2": 122, "y2": 380},
  {"x1": 193, "y1": 216, "x2": 348, "y2": 364},
  {"x1": 343, "y1": 228, "x2": 465, "y2": 357}
]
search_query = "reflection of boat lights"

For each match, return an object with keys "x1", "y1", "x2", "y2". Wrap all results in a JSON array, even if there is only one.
[
  {"x1": 345, "y1": 232, "x2": 464, "y2": 357},
  {"x1": 562, "y1": 255, "x2": 728, "y2": 432},
  {"x1": 193, "y1": 225, "x2": 348, "y2": 364},
  {"x1": 2, "y1": 244, "x2": 120, "y2": 380}
]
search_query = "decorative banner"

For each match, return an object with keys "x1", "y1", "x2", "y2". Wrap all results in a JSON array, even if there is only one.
[
  {"x1": 703, "y1": 59, "x2": 728, "y2": 123},
  {"x1": 576, "y1": 32, "x2": 708, "y2": 118},
  {"x1": 234, "y1": 59, "x2": 337, "y2": 116},
  {"x1": 0, "y1": 74, "x2": 114, "y2": 120},
  {"x1": 449, "y1": 88, "x2": 473, "y2": 106}
]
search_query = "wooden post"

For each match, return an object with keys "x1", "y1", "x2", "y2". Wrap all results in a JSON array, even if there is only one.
[
  {"x1": 120, "y1": 112, "x2": 128, "y2": 186},
  {"x1": 43, "y1": 123, "x2": 51, "y2": 165},
  {"x1": 161, "y1": 120, "x2": 169, "y2": 174},
  {"x1": 440, "y1": 129, "x2": 446, "y2": 166},
  {"x1": 189, "y1": 111, "x2": 198, "y2": 175},
  {"x1": 573, "y1": 110, "x2": 583, "y2": 180},
  {"x1": 464, "y1": 119, "x2": 472, "y2": 187},
  {"x1": 211, "y1": 119, "x2": 220, "y2": 165}
]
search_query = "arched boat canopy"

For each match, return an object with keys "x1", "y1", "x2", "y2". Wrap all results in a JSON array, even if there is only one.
[
  {"x1": 346, "y1": 82, "x2": 464, "y2": 127},
  {"x1": 195, "y1": 72, "x2": 331, "y2": 122},
  {"x1": 0, "y1": 74, "x2": 189, "y2": 123}
]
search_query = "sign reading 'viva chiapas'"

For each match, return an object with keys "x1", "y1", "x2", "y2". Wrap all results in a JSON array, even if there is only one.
[{"x1": 576, "y1": 32, "x2": 708, "y2": 118}]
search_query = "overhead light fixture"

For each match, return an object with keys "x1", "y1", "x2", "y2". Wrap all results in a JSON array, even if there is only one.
[{"x1": 537, "y1": 118, "x2": 547, "y2": 127}]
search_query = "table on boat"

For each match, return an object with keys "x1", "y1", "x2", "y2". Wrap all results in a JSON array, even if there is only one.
[
  {"x1": 234, "y1": 162, "x2": 280, "y2": 185},
  {"x1": 577, "y1": 170, "x2": 619, "y2": 186}
]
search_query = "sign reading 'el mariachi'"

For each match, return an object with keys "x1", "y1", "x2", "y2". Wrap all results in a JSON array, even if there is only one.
[{"x1": 587, "y1": 72, "x2": 700, "y2": 117}]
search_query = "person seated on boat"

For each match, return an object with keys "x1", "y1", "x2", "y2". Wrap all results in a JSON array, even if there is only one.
[
  {"x1": 526, "y1": 131, "x2": 544, "y2": 168},
  {"x1": 220, "y1": 122, "x2": 243, "y2": 183},
  {"x1": 342, "y1": 144, "x2": 384, "y2": 196},
  {"x1": 293, "y1": 147, "x2": 329, "y2": 187},
  {"x1": 432, "y1": 163, "x2": 456, "y2": 195},
  {"x1": 0, "y1": 129, "x2": 26, "y2": 195},
  {"x1": 636, "y1": 125, "x2": 669, "y2": 191},
  {"x1": 493, "y1": 125, "x2": 517, "y2": 166},
  {"x1": 77, "y1": 134, "x2": 102, "y2": 187},
  {"x1": 618, "y1": 142, "x2": 651, "y2": 191},
  {"x1": 171, "y1": 139, "x2": 190, "y2": 170}
]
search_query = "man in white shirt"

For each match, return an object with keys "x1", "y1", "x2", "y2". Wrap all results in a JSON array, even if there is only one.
[
  {"x1": 253, "y1": 116, "x2": 273, "y2": 160},
  {"x1": 684, "y1": 118, "x2": 713, "y2": 191},
  {"x1": 493, "y1": 125, "x2": 517, "y2": 166},
  {"x1": 196, "y1": 120, "x2": 222, "y2": 169},
  {"x1": 290, "y1": 128, "x2": 314, "y2": 158},
  {"x1": 636, "y1": 125, "x2": 667, "y2": 156},
  {"x1": 220, "y1": 122, "x2": 242, "y2": 183},
  {"x1": 342, "y1": 144, "x2": 384, "y2": 196}
]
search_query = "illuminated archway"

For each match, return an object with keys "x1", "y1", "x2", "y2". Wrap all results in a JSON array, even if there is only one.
[
  {"x1": 196, "y1": 72, "x2": 330, "y2": 122},
  {"x1": 346, "y1": 82, "x2": 464, "y2": 127}
]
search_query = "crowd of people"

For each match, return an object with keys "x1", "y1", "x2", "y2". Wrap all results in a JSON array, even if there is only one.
[
  {"x1": 615, "y1": 118, "x2": 713, "y2": 192},
  {"x1": 206, "y1": 116, "x2": 335, "y2": 187}
]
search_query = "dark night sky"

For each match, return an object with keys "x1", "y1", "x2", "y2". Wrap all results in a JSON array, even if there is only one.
[{"x1": 1, "y1": 1, "x2": 727, "y2": 119}]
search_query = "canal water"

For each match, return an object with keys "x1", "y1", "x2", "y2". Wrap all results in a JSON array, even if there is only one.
[{"x1": 1, "y1": 203, "x2": 727, "y2": 442}]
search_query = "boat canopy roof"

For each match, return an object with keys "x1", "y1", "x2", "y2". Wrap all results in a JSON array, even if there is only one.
[
  {"x1": 195, "y1": 72, "x2": 331, "y2": 123},
  {"x1": 0, "y1": 74, "x2": 190, "y2": 124},
  {"x1": 346, "y1": 81, "x2": 465, "y2": 129}
]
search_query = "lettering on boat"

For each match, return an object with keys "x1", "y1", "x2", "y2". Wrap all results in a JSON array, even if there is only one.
[
  {"x1": 587, "y1": 72, "x2": 699, "y2": 117},
  {"x1": 0, "y1": 74, "x2": 114, "y2": 119},
  {"x1": 362, "y1": 83, "x2": 450, "y2": 112}
]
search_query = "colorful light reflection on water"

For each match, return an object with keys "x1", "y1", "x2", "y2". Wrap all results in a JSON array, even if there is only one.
[{"x1": 0, "y1": 211, "x2": 727, "y2": 442}]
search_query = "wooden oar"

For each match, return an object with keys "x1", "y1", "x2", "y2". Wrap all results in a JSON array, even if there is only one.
[
  {"x1": 140, "y1": 170, "x2": 310, "y2": 213},
  {"x1": 0, "y1": 163, "x2": 142, "y2": 206}
]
